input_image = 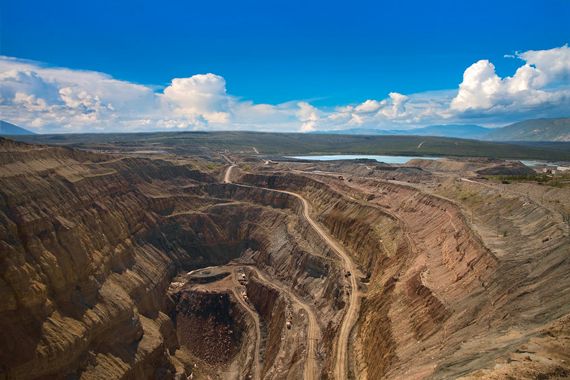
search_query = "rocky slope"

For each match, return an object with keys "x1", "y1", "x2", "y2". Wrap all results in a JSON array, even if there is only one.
[
  {"x1": 0, "y1": 139, "x2": 215, "y2": 379},
  {"x1": 0, "y1": 139, "x2": 345, "y2": 379},
  {"x1": 238, "y1": 169, "x2": 570, "y2": 379},
  {"x1": 1, "y1": 137, "x2": 569, "y2": 379}
]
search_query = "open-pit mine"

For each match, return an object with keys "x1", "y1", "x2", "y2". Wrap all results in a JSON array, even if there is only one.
[{"x1": 1, "y1": 135, "x2": 569, "y2": 380}]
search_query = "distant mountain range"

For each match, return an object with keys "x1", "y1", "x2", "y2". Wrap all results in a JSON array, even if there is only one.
[
  {"x1": 2, "y1": 117, "x2": 569, "y2": 142},
  {"x1": 313, "y1": 117, "x2": 570, "y2": 142},
  {"x1": 0, "y1": 121, "x2": 35, "y2": 135},
  {"x1": 313, "y1": 124, "x2": 491, "y2": 139},
  {"x1": 484, "y1": 118, "x2": 570, "y2": 142}
]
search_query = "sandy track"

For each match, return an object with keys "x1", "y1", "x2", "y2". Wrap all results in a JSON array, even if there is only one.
[
  {"x1": 224, "y1": 164, "x2": 236, "y2": 183},
  {"x1": 224, "y1": 165, "x2": 358, "y2": 379}
]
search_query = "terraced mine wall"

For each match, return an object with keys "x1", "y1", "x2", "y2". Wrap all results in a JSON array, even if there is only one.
[
  {"x1": 0, "y1": 145, "x2": 193, "y2": 377},
  {"x1": 0, "y1": 141, "x2": 346, "y2": 378},
  {"x1": 238, "y1": 172, "x2": 502, "y2": 378},
  {"x1": 2, "y1": 138, "x2": 568, "y2": 379},
  {"x1": 1, "y1": 147, "x2": 358, "y2": 378},
  {"x1": 241, "y1": 170, "x2": 570, "y2": 379}
]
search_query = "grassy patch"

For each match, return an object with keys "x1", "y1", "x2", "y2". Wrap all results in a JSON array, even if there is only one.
[{"x1": 490, "y1": 173, "x2": 570, "y2": 188}]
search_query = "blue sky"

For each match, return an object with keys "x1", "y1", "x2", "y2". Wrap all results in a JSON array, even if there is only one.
[{"x1": 0, "y1": 0, "x2": 569, "y2": 132}]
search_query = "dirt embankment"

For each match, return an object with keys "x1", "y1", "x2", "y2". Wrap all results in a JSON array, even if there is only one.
[
  {"x1": 271, "y1": 159, "x2": 434, "y2": 183},
  {"x1": 407, "y1": 157, "x2": 535, "y2": 177}
]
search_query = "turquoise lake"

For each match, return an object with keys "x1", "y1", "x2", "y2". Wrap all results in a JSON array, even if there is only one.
[{"x1": 288, "y1": 155, "x2": 440, "y2": 164}]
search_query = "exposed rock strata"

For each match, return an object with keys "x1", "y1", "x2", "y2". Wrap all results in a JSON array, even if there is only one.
[{"x1": 1, "y1": 138, "x2": 569, "y2": 379}]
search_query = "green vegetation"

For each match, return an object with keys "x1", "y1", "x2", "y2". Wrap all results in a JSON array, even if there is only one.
[
  {"x1": 12, "y1": 131, "x2": 570, "y2": 161},
  {"x1": 493, "y1": 172, "x2": 570, "y2": 188}
]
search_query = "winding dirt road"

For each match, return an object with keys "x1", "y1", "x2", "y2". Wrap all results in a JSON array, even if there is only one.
[
  {"x1": 247, "y1": 266, "x2": 320, "y2": 380},
  {"x1": 230, "y1": 270, "x2": 262, "y2": 380},
  {"x1": 277, "y1": 189, "x2": 359, "y2": 380},
  {"x1": 224, "y1": 163, "x2": 236, "y2": 183},
  {"x1": 224, "y1": 164, "x2": 359, "y2": 379}
]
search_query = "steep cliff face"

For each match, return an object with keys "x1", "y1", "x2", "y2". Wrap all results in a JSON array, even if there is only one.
[
  {"x1": 174, "y1": 290, "x2": 246, "y2": 363},
  {"x1": 245, "y1": 276, "x2": 290, "y2": 377},
  {"x1": 0, "y1": 140, "x2": 214, "y2": 378}
]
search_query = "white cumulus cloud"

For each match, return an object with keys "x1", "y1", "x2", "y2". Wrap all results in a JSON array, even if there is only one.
[
  {"x1": 0, "y1": 44, "x2": 568, "y2": 133},
  {"x1": 451, "y1": 44, "x2": 570, "y2": 114},
  {"x1": 163, "y1": 74, "x2": 231, "y2": 124},
  {"x1": 297, "y1": 102, "x2": 320, "y2": 132}
]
